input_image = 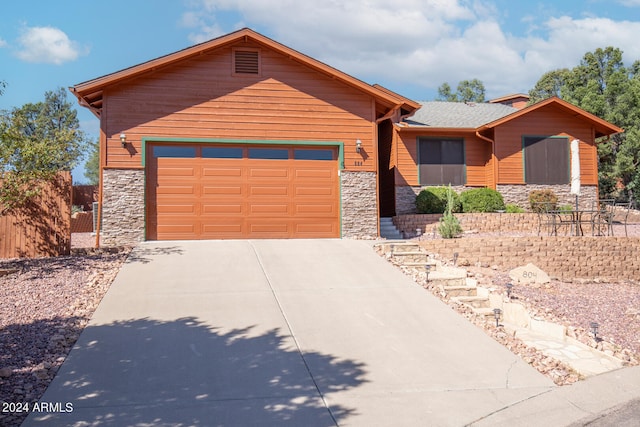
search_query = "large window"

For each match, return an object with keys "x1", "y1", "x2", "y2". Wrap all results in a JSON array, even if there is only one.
[
  {"x1": 523, "y1": 136, "x2": 569, "y2": 184},
  {"x1": 418, "y1": 138, "x2": 465, "y2": 185}
]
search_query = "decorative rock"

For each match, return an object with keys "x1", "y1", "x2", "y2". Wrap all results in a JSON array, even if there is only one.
[
  {"x1": 509, "y1": 263, "x2": 550, "y2": 284},
  {"x1": 0, "y1": 367, "x2": 12, "y2": 377}
]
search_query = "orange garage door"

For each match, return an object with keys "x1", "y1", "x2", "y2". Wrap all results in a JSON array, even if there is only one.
[{"x1": 146, "y1": 144, "x2": 340, "y2": 240}]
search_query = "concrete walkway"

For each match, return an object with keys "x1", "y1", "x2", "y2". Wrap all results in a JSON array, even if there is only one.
[{"x1": 22, "y1": 240, "x2": 639, "y2": 426}]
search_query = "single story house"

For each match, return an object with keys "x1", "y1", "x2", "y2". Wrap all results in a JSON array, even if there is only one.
[{"x1": 70, "y1": 28, "x2": 622, "y2": 245}]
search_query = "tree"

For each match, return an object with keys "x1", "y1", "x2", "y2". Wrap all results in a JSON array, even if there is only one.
[
  {"x1": 528, "y1": 69, "x2": 571, "y2": 104},
  {"x1": 84, "y1": 137, "x2": 99, "y2": 185},
  {"x1": 0, "y1": 87, "x2": 87, "y2": 211},
  {"x1": 0, "y1": 80, "x2": 6, "y2": 96},
  {"x1": 436, "y1": 79, "x2": 485, "y2": 102}
]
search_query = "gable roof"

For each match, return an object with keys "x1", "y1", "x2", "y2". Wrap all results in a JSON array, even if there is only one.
[
  {"x1": 70, "y1": 28, "x2": 420, "y2": 118},
  {"x1": 479, "y1": 96, "x2": 623, "y2": 138},
  {"x1": 404, "y1": 101, "x2": 518, "y2": 128}
]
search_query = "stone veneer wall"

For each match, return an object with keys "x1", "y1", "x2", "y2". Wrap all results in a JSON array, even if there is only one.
[
  {"x1": 396, "y1": 184, "x2": 599, "y2": 214},
  {"x1": 418, "y1": 236, "x2": 640, "y2": 280},
  {"x1": 341, "y1": 171, "x2": 378, "y2": 239},
  {"x1": 498, "y1": 184, "x2": 598, "y2": 210},
  {"x1": 101, "y1": 169, "x2": 145, "y2": 246}
]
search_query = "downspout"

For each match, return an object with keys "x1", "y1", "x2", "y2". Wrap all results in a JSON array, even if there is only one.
[{"x1": 476, "y1": 129, "x2": 497, "y2": 190}]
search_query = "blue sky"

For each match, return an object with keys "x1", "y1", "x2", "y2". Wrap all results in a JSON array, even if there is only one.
[{"x1": 2, "y1": 0, "x2": 640, "y2": 182}]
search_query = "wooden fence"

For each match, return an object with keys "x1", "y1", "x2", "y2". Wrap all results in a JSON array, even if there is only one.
[{"x1": 0, "y1": 172, "x2": 72, "y2": 258}]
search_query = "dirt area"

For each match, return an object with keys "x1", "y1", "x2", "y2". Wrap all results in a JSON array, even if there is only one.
[{"x1": 0, "y1": 237, "x2": 130, "y2": 427}]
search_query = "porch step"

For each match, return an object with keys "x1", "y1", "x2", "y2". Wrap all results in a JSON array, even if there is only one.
[{"x1": 380, "y1": 217, "x2": 403, "y2": 239}]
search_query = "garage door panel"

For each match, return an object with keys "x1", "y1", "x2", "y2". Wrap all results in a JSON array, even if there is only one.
[
  {"x1": 249, "y1": 168, "x2": 289, "y2": 178},
  {"x1": 157, "y1": 185, "x2": 197, "y2": 195},
  {"x1": 295, "y1": 203, "x2": 336, "y2": 215},
  {"x1": 202, "y1": 185, "x2": 243, "y2": 195},
  {"x1": 250, "y1": 203, "x2": 289, "y2": 215},
  {"x1": 295, "y1": 186, "x2": 334, "y2": 196},
  {"x1": 250, "y1": 185, "x2": 289, "y2": 196},
  {"x1": 201, "y1": 203, "x2": 243, "y2": 214},
  {"x1": 202, "y1": 167, "x2": 242, "y2": 177},
  {"x1": 148, "y1": 144, "x2": 340, "y2": 240},
  {"x1": 157, "y1": 204, "x2": 197, "y2": 214},
  {"x1": 295, "y1": 168, "x2": 333, "y2": 180}
]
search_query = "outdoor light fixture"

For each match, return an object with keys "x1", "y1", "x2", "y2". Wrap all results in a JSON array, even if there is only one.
[
  {"x1": 425, "y1": 264, "x2": 431, "y2": 282},
  {"x1": 506, "y1": 283, "x2": 513, "y2": 300},
  {"x1": 356, "y1": 139, "x2": 362, "y2": 153},
  {"x1": 590, "y1": 322, "x2": 599, "y2": 341},
  {"x1": 453, "y1": 252, "x2": 459, "y2": 266},
  {"x1": 493, "y1": 308, "x2": 502, "y2": 327},
  {"x1": 120, "y1": 133, "x2": 127, "y2": 147}
]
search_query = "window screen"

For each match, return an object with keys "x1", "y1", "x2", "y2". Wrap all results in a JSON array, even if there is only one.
[
  {"x1": 524, "y1": 136, "x2": 569, "y2": 184},
  {"x1": 418, "y1": 138, "x2": 465, "y2": 185}
]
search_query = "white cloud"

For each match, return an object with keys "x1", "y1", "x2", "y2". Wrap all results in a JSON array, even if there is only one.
[
  {"x1": 180, "y1": 1, "x2": 640, "y2": 98},
  {"x1": 617, "y1": 0, "x2": 640, "y2": 6},
  {"x1": 16, "y1": 26, "x2": 86, "y2": 65},
  {"x1": 0, "y1": 38, "x2": 7, "y2": 48}
]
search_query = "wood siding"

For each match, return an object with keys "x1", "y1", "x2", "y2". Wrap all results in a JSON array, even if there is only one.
[
  {"x1": 395, "y1": 132, "x2": 491, "y2": 187},
  {"x1": 494, "y1": 106, "x2": 598, "y2": 185},
  {"x1": 0, "y1": 172, "x2": 71, "y2": 258},
  {"x1": 103, "y1": 42, "x2": 377, "y2": 172}
]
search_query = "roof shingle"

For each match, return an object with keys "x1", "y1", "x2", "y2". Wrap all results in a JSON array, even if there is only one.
[{"x1": 405, "y1": 101, "x2": 518, "y2": 128}]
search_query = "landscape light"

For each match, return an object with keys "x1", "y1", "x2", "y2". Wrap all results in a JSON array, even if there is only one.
[{"x1": 493, "y1": 308, "x2": 502, "y2": 328}]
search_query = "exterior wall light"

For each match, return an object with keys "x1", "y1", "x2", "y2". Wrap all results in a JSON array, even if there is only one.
[
  {"x1": 120, "y1": 133, "x2": 127, "y2": 147},
  {"x1": 356, "y1": 139, "x2": 362, "y2": 153}
]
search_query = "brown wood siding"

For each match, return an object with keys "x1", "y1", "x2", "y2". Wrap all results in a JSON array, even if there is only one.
[
  {"x1": 494, "y1": 106, "x2": 598, "y2": 185},
  {"x1": 396, "y1": 131, "x2": 489, "y2": 186},
  {"x1": 0, "y1": 172, "x2": 71, "y2": 258},
  {"x1": 103, "y1": 42, "x2": 376, "y2": 172}
]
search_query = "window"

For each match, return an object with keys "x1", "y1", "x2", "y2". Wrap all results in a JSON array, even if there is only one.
[
  {"x1": 153, "y1": 146, "x2": 196, "y2": 158},
  {"x1": 233, "y1": 49, "x2": 260, "y2": 75},
  {"x1": 248, "y1": 148, "x2": 289, "y2": 160},
  {"x1": 202, "y1": 147, "x2": 243, "y2": 159},
  {"x1": 293, "y1": 149, "x2": 334, "y2": 160},
  {"x1": 523, "y1": 136, "x2": 569, "y2": 184},
  {"x1": 418, "y1": 138, "x2": 465, "y2": 185}
]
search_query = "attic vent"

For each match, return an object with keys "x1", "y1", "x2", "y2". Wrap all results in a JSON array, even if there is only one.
[{"x1": 234, "y1": 49, "x2": 260, "y2": 75}]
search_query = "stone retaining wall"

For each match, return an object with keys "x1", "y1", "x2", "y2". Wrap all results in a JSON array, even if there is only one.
[
  {"x1": 394, "y1": 213, "x2": 541, "y2": 236},
  {"x1": 101, "y1": 169, "x2": 145, "y2": 246},
  {"x1": 341, "y1": 171, "x2": 378, "y2": 239},
  {"x1": 498, "y1": 184, "x2": 598, "y2": 210},
  {"x1": 418, "y1": 236, "x2": 640, "y2": 280}
]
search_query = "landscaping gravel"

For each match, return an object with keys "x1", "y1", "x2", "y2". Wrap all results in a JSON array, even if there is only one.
[{"x1": 0, "y1": 244, "x2": 129, "y2": 427}]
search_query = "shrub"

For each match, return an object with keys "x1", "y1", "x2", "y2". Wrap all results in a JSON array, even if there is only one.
[
  {"x1": 460, "y1": 188, "x2": 506, "y2": 213},
  {"x1": 505, "y1": 204, "x2": 525, "y2": 213},
  {"x1": 438, "y1": 186, "x2": 462, "y2": 238},
  {"x1": 529, "y1": 189, "x2": 558, "y2": 212},
  {"x1": 416, "y1": 186, "x2": 461, "y2": 214}
]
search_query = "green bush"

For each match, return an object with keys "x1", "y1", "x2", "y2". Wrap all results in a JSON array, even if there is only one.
[
  {"x1": 438, "y1": 187, "x2": 463, "y2": 238},
  {"x1": 505, "y1": 204, "x2": 525, "y2": 213},
  {"x1": 529, "y1": 190, "x2": 558, "y2": 212},
  {"x1": 416, "y1": 186, "x2": 461, "y2": 214},
  {"x1": 460, "y1": 188, "x2": 506, "y2": 213}
]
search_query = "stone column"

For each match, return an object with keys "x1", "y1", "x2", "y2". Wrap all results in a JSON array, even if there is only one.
[
  {"x1": 100, "y1": 169, "x2": 145, "y2": 246},
  {"x1": 341, "y1": 171, "x2": 378, "y2": 238}
]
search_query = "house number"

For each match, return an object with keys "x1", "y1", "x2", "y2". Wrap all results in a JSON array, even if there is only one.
[{"x1": 354, "y1": 161, "x2": 363, "y2": 166}]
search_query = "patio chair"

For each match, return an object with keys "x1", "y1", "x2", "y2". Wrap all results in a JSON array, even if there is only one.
[
  {"x1": 533, "y1": 202, "x2": 559, "y2": 236},
  {"x1": 591, "y1": 199, "x2": 615, "y2": 236},
  {"x1": 614, "y1": 199, "x2": 634, "y2": 237}
]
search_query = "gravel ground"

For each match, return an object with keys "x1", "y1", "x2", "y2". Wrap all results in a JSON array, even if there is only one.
[{"x1": 0, "y1": 235, "x2": 129, "y2": 427}]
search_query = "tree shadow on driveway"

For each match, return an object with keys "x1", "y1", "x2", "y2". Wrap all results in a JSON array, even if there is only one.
[{"x1": 23, "y1": 317, "x2": 367, "y2": 426}]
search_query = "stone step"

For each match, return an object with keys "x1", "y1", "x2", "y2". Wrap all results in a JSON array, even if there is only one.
[
  {"x1": 391, "y1": 251, "x2": 430, "y2": 263},
  {"x1": 441, "y1": 285, "x2": 478, "y2": 297},
  {"x1": 401, "y1": 261, "x2": 438, "y2": 272},
  {"x1": 452, "y1": 295, "x2": 491, "y2": 309},
  {"x1": 473, "y1": 307, "x2": 499, "y2": 319},
  {"x1": 389, "y1": 242, "x2": 422, "y2": 253}
]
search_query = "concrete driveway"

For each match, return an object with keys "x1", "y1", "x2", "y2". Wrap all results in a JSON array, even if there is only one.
[{"x1": 24, "y1": 239, "x2": 554, "y2": 426}]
